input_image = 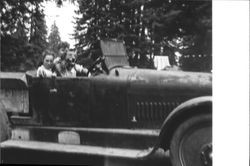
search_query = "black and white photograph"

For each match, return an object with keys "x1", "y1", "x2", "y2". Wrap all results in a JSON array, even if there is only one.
[{"x1": 0, "y1": 0, "x2": 248, "y2": 165}]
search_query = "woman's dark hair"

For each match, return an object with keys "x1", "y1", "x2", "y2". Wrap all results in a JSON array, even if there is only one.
[{"x1": 42, "y1": 50, "x2": 55, "y2": 60}]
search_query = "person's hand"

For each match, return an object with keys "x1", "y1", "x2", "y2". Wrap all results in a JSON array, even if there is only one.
[{"x1": 52, "y1": 73, "x2": 57, "y2": 78}]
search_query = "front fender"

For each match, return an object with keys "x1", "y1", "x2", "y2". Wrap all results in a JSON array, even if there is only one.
[{"x1": 157, "y1": 96, "x2": 212, "y2": 150}]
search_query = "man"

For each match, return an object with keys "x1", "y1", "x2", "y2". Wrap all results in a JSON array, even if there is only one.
[
  {"x1": 54, "y1": 50, "x2": 88, "y2": 77},
  {"x1": 53, "y1": 47, "x2": 67, "y2": 76}
]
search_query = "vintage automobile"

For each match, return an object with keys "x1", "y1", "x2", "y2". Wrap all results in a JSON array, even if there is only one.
[{"x1": 0, "y1": 40, "x2": 212, "y2": 166}]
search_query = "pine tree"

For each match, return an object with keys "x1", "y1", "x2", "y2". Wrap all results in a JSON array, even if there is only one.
[
  {"x1": 48, "y1": 21, "x2": 61, "y2": 56},
  {"x1": 28, "y1": 1, "x2": 48, "y2": 67},
  {"x1": 30, "y1": 2, "x2": 48, "y2": 50},
  {"x1": 75, "y1": 0, "x2": 212, "y2": 71},
  {"x1": 74, "y1": 0, "x2": 146, "y2": 62},
  {"x1": 1, "y1": 0, "x2": 48, "y2": 71},
  {"x1": 143, "y1": 0, "x2": 212, "y2": 71}
]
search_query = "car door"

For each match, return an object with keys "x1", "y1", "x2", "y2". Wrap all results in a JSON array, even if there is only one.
[
  {"x1": 50, "y1": 77, "x2": 91, "y2": 125},
  {"x1": 31, "y1": 77, "x2": 91, "y2": 126}
]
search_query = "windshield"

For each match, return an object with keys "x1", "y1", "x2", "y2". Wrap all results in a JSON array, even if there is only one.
[{"x1": 100, "y1": 40, "x2": 130, "y2": 70}]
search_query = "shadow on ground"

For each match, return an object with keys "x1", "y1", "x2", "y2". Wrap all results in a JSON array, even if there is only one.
[{"x1": 1, "y1": 148, "x2": 172, "y2": 166}]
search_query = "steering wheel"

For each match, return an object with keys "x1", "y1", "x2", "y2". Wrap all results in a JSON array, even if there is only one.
[{"x1": 87, "y1": 56, "x2": 106, "y2": 76}]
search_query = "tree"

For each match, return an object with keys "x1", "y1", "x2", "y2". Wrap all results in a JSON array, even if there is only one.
[
  {"x1": 30, "y1": 2, "x2": 48, "y2": 50},
  {"x1": 28, "y1": 1, "x2": 48, "y2": 68},
  {"x1": 143, "y1": 0, "x2": 212, "y2": 71},
  {"x1": 1, "y1": 0, "x2": 48, "y2": 71},
  {"x1": 48, "y1": 21, "x2": 61, "y2": 56},
  {"x1": 74, "y1": 0, "x2": 212, "y2": 71},
  {"x1": 74, "y1": 0, "x2": 151, "y2": 67}
]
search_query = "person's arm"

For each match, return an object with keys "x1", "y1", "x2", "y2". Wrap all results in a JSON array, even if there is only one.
[
  {"x1": 53, "y1": 63, "x2": 62, "y2": 77},
  {"x1": 36, "y1": 67, "x2": 45, "y2": 77},
  {"x1": 74, "y1": 64, "x2": 88, "y2": 75}
]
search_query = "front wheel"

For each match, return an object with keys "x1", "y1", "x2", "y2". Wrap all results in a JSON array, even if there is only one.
[{"x1": 170, "y1": 114, "x2": 212, "y2": 166}]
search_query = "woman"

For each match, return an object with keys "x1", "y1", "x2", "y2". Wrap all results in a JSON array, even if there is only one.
[{"x1": 37, "y1": 52, "x2": 57, "y2": 77}]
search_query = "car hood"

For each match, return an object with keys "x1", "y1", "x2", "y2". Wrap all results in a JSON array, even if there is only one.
[{"x1": 108, "y1": 67, "x2": 212, "y2": 94}]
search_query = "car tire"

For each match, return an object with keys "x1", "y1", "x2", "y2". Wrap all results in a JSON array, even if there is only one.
[
  {"x1": 0, "y1": 104, "x2": 11, "y2": 142},
  {"x1": 170, "y1": 114, "x2": 212, "y2": 166}
]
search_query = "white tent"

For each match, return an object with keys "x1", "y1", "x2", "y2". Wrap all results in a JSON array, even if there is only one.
[{"x1": 154, "y1": 56, "x2": 171, "y2": 70}]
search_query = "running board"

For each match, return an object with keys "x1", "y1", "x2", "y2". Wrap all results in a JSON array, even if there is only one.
[
  {"x1": 10, "y1": 126, "x2": 160, "y2": 150},
  {"x1": 0, "y1": 140, "x2": 152, "y2": 159},
  {"x1": 0, "y1": 140, "x2": 170, "y2": 165}
]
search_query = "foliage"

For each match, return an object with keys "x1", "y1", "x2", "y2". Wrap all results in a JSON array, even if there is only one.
[
  {"x1": 1, "y1": 0, "x2": 47, "y2": 71},
  {"x1": 0, "y1": 0, "x2": 73, "y2": 71},
  {"x1": 47, "y1": 22, "x2": 61, "y2": 55},
  {"x1": 74, "y1": 0, "x2": 212, "y2": 71},
  {"x1": 1, "y1": 0, "x2": 212, "y2": 72}
]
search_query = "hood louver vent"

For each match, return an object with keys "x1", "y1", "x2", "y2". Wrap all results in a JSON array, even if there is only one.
[{"x1": 135, "y1": 101, "x2": 179, "y2": 121}]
